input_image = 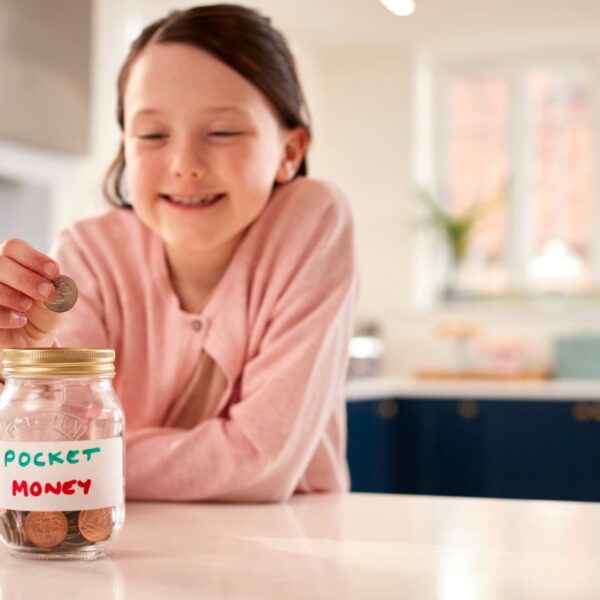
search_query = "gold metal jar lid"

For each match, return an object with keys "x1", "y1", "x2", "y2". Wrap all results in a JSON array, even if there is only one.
[{"x1": 1, "y1": 348, "x2": 115, "y2": 376}]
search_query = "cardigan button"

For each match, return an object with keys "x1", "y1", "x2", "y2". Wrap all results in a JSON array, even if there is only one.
[{"x1": 191, "y1": 319, "x2": 203, "y2": 332}]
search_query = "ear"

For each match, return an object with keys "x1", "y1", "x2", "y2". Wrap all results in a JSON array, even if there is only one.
[{"x1": 275, "y1": 126, "x2": 309, "y2": 184}]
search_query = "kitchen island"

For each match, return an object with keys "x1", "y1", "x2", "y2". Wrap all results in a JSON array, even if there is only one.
[{"x1": 1, "y1": 493, "x2": 599, "y2": 599}]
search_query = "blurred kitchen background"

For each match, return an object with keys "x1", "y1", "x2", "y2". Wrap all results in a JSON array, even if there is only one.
[{"x1": 4, "y1": 0, "x2": 600, "y2": 500}]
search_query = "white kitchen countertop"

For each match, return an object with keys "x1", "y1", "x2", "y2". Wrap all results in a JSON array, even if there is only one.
[
  {"x1": 3, "y1": 493, "x2": 600, "y2": 599},
  {"x1": 346, "y1": 376, "x2": 600, "y2": 401}
]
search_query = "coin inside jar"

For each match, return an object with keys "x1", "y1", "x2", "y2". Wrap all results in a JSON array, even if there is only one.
[
  {"x1": 43, "y1": 275, "x2": 78, "y2": 313},
  {"x1": 24, "y1": 511, "x2": 68, "y2": 549},
  {"x1": 78, "y1": 508, "x2": 113, "y2": 542}
]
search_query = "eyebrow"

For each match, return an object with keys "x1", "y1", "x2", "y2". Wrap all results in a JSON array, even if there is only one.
[{"x1": 131, "y1": 106, "x2": 251, "y2": 118}]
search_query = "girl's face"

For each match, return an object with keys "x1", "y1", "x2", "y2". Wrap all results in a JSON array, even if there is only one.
[{"x1": 123, "y1": 43, "x2": 305, "y2": 255}]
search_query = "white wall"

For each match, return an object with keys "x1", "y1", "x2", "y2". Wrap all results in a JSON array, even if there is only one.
[{"x1": 307, "y1": 46, "x2": 415, "y2": 344}]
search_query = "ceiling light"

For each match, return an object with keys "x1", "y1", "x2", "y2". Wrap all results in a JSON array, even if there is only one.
[{"x1": 379, "y1": 0, "x2": 416, "y2": 17}]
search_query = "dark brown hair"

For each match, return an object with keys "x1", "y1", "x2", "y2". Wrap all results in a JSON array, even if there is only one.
[{"x1": 103, "y1": 4, "x2": 311, "y2": 207}]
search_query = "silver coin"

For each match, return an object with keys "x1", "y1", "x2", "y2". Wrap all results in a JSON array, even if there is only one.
[{"x1": 43, "y1": 275, "x2": 79, "y2": 313}]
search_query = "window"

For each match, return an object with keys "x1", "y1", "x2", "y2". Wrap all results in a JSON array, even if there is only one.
[{"x1": 430, "y1": 54, "x2": 599, "y2": 299}]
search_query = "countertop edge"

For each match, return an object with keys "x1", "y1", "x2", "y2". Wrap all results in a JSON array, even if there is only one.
[{"x1": 346, "y1": 376, "x2": 600, "y2": 401}]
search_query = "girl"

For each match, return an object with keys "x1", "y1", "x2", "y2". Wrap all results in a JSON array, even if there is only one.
[{"x1": 0, "y1": 4, "x2": 358, "y2": 502}]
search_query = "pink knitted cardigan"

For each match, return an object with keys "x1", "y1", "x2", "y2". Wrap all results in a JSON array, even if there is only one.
[{"x1": 51, "y1": 177, "x2": 358, "y2": 501}]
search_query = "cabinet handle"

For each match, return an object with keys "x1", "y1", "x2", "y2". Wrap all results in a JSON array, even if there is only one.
[
  {"x1": 573, "y1": 403, "x2": 588, "y2": 422},
  {"x1": 572, "y1": 402, "x2": 600, "y2": 422},
  {"x1": 377, "y1": 400, "x2": 398, "y2": 419},
  {"x1": 457, "y1": 400, "x2": 479, "y2": 420}
]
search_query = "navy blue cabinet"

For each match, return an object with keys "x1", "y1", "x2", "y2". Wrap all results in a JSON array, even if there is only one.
[
  {"x1": 346, "y1": 397, "x2": 600, "y2": 501},
  {"x1": 344, "y1": 399, "x2": 407, "y2": 493}
]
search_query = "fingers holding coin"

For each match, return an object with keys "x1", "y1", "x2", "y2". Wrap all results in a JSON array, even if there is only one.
[
  {"x1": 0, "y1": 274, "x2": 78, "y2": 328},
  {"x1": 0, "y1": 253, "x2": 58, "y2": 306},
  {"x1": 0, "y1": 239, "x2": 78, "y2": 340}
]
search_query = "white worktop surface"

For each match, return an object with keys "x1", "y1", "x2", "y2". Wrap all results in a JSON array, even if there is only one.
[
  {"x1": 346, "y1": 376, "x2": 600, "y2": 401},
  {"x1": 3, "y1": 492, "x2": 600, "y2": 599}
]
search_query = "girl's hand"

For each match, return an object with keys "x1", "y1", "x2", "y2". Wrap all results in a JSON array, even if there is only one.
[{"x1": 0, "y1": 238, "x2": 61, "y2": 349}]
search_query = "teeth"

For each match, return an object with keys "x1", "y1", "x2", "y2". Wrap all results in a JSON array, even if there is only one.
[{"x1": 168, "y1": 194, "x2": 222, "y2": 206}]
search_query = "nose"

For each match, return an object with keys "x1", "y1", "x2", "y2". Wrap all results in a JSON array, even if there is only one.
[{"x1": 169, "y1": 138, "x2": 207, "y2": 179}]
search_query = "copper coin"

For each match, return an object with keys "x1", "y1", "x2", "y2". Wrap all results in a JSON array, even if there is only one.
[
  {"x1": 78, "y1": 508, "x2": 113, "y2": 542},
  {"x1": 24, "y1": 511, "x2": 68, "y2": 549},
  {"x1": 43, "y1": 275, "x2": 78, "y2": 313}
]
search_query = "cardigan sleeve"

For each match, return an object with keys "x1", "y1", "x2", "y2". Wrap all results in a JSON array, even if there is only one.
[{"x1": 125, "y1": 193, "x2": 358, "y2": 502}]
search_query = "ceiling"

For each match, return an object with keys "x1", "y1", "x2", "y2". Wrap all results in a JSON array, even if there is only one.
[{"x1": 124, "y1": 0, "x2": 600, "y2": 49}]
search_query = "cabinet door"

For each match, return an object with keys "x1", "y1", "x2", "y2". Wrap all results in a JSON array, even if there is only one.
[
  {"x1": 485, "y1": 400, "x2": 600, "y2": 501},
  {"x1": 412, "y1": 398, "x2": 487, "y2": 497},
  {"x1": 346, "y1": 398, "x2": 404, "y2": 493},
  {"x1": 346, "y1": 398, "x2": 486, "y2": 495}
]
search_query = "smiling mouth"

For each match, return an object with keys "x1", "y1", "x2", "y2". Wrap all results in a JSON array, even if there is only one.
[{"x1": 160, "y1": 193, "x2": 226, "y2": 209}]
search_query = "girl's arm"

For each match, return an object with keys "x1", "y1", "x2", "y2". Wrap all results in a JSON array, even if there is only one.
[{"x1": 126, "y1": 199, "x2": 358, "y2": 502}]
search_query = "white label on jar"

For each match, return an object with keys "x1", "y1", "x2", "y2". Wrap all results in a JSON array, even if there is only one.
[{"x1": 0, "y1": 438, "x2": 124, "y2": 511}]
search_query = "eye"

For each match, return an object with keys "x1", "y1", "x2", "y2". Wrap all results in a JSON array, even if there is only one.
[
  {"x1": 208, "y1": 131, "x2": 242, "y2": 138},
  {"x1": 137, "y1": 133, "x2": 167, "y2": 140}
]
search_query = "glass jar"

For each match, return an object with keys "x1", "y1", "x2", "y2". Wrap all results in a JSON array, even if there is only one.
[{"x1": 0, "y1": 348, "x2": 124, "y2": 560}]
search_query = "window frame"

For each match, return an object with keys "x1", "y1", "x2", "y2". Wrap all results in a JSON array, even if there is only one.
[{"x1": 417, "y1": 48, "x2": 600, "y2": 305}]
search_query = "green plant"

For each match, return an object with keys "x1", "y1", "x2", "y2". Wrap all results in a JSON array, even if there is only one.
[{"x1": 417, "y1": 190, "x2": 502, "y2": 265}]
